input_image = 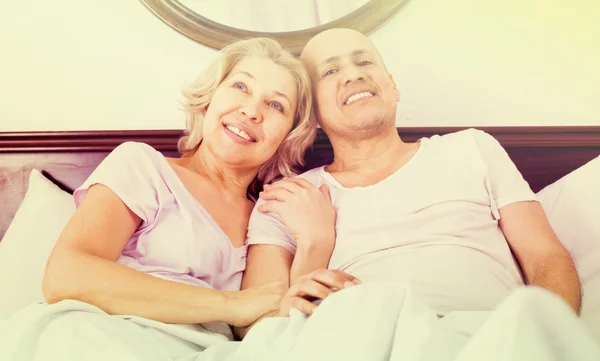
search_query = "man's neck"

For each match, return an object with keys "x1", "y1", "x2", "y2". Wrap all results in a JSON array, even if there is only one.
[{"x1": 327, "y1": 129, "x2": 411, "y2": 174}]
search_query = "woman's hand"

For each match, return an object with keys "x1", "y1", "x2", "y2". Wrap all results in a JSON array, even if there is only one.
[
  {"x1": 257, "y1": 178, "x2": 336, "y2": 248},
  {"x1": 224, "y1": 281, "x2": 286, "y2": 328},
  {"x1": 278, "y1": 269, "x2": 361, "y2": 316}
]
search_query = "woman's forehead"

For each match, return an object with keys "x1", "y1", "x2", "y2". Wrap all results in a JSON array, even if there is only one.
[{"x1": 227, "y1": 57, "x2": 298, "y2": 101}]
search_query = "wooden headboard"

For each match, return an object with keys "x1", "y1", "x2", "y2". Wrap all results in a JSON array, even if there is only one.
[{"x1": 2, "y1": 126, "x2": 600, "y2": 239}]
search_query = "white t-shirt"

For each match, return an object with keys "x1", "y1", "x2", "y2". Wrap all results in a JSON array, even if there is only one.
[{"x1": 247, "y1": 129, "x2": 538, "y2": 315}]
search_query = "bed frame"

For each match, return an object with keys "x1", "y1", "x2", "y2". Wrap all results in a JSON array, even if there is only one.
[{"x1": 2, "y1": 126, "x2": 600, "y2": 239}]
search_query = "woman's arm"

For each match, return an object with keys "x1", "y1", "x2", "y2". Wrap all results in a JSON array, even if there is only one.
[
  {"x1": 233, "y1": 244, "x2": 292, "y2": 339},
  {"x1": 257, "y1": 179, "x2": 337, "y2": 284},
  {"x1": 43, "y1": 184, "x2": 280, "y2": 326},
  {"x1": 289, "y1": 235, "x2": 335, "y2": 285}
]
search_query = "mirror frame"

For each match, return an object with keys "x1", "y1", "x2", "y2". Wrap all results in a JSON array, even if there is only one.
[{"x1": 139, "y1": 0, "x2": 410, "y2": 54}]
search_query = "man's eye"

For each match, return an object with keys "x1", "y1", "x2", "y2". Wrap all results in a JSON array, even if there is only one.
[
  {"x1": 233, "y1": 82, "x2": 247, "y2": 92},
  {"x1": 270, "y1": 101, "x2": 284, "y2": 113},
  {"x1": 323, "y1": 69, "x2": 337, "y2": 77},
  {"x1": 358, "y1": 60, "x2": 372, "y2": 66}
]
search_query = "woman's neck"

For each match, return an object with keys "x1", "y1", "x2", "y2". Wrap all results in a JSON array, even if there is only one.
[{"x1": 186, "y1": 144, "x2": 258, "y2": 200}]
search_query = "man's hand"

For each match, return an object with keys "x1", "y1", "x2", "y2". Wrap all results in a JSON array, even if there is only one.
[
  {"x1": 279, "y1": 269, "x2": 361, "y2": 316},
  {"x1": 258, "y1": 178, "x2": 336, "y2": 248}
]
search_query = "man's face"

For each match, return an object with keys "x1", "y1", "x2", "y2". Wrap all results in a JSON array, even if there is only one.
[{"x1": 301, "y1": 30, "x2": 400, "y2": 138}]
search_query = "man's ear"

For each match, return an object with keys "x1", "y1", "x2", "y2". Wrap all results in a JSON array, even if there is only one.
[{"x1": 389, "y1": 73, "x2": 401, "y2": 102}]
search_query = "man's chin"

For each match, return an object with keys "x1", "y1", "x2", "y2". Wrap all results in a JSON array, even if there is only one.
[{"x1": 345, "y1": 114, "x2": 390, "y2": 132}]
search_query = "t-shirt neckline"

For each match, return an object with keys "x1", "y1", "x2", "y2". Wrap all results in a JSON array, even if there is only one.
[{"x1": 319, "y1": 137, "x2": 428, "y2": 191}]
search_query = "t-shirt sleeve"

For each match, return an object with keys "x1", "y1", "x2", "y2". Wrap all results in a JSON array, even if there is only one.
[
  {"x1": 472, "y1": 129, "x2": 538, "y2": 218},
  {"x1": 73, "y1": 142, "x2": 160, "y2": 227},
  {"x1": 246, "y1": 197, "x2": 297, "y2": 255}
]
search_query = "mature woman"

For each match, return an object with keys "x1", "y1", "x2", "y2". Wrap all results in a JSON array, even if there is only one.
[{"x1": 0, "y1": 37, "x2": 316, "y2": 360}]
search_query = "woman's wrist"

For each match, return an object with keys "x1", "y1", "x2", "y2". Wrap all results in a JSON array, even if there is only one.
[{"x1": 206, "y1": 289, "x2": 236, "y2": 324}]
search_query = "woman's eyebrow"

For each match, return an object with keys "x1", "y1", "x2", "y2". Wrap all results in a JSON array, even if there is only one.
[
  {"x1": 232, "y1": 71, "x2": 255, "y2": 80},
  {"x1": 231, "y1": 71, "x2": 291, "y2": 106},
  {"x1": 272, "y1": 90, "x2": 291, "y2": 106}
]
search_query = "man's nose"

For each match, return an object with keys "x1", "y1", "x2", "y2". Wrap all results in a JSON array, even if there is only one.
[{"x1": 343, "y1": 66, "x2": 366, "y2": 86}]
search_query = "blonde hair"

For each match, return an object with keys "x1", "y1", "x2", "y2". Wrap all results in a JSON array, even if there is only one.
[{"x1": 178, "y1": 37, "x2": 316, "y2": 195}]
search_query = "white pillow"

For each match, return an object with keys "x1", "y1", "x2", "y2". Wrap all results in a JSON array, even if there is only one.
[
  {"x1": 0, "y1": 169, "x2": 76, "y2": 320},
  {"x1": 537, "y1": 155, "x2": 600, "y2": 318},
  {"x1": 537, "y1": 156, "x2": 600, "y2": 282}
]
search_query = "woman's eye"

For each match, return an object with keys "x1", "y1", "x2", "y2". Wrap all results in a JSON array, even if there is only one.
[
  {"x1": 233, "y1": 82, "x2": 247, "y2": 92},
  {"x1": 323, "y1": 69, "x2": 337, "y2": 77},
  {"x1": 269, "y1": 101, "x2": 284, "y2": 113}
]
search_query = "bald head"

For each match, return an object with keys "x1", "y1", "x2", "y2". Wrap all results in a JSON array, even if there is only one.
[{"x1": 300, "y1": 28, "x2": 386, "y2": 73}]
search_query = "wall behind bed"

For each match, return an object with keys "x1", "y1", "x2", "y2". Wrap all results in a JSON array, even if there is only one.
[{"x1": 1, "y1": 0, "x2": 599, "y2": 131}]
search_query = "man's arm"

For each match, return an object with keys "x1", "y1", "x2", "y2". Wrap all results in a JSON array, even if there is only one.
[{"x1": 499, "y1": 201, "x2": 581, "y2": 314}]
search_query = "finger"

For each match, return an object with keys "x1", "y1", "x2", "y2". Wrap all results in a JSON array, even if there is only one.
[
  {"x1": 311, "y1": 269, "x2": 360, "y2": 290},
  {"x1": 290, "y1": 296, "x2": 318, "y2": 315},
  {"x1": 319, "y1": 184, "x2": 332, "y2": 202},
  {"x1": 259, "y1": 188, "x2": 292, "y2": 202},
  {"x1": 265, "y1": 180, "x2": 306, "y2": 195},
  {"x1": 296, "y1": 279, "x2": 334, "y2": 300},
  {"x1": 270, "y1": 177, "x2": 314, "y2": 190},
  {"x1": 257, "y1": 201, "x2": 282, "y2": 215},
  {"x1": 265, "y1": 177, "x2": 289, "y2": 187},
  {"x1": 285, "y1": 178, "x2": 316, "y2": 190},
  {"x1": 331, "y1": 269, "x2": 362, "y2": 284}
]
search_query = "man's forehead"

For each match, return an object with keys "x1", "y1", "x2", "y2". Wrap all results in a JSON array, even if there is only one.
[
  {"x1": 320, "y1": 49, "x2": 369, "y2": 65},
  {"x1": 301, "y1": 29, "x2": 382, "y2": 70},
  {"x1": 306, "y1": 47, "x2": 377, "y2": 68}
]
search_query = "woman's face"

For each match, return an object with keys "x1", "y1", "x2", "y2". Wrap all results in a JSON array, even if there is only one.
[{"x1": 201, "y1": 56, "x2": 299, "y2": 171}]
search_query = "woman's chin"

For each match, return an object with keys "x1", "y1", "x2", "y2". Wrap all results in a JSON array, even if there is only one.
[
  {"x1": 214, "y1": 151, "x2": 261, "y2": 169},
  {"x1": 205, "y1": 140, "x2": 271, "y2": 171}
]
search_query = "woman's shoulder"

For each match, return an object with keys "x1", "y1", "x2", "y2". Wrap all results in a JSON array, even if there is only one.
[
  {"x1": 86, "y1": 141, "x2": 174, "y2": 189},
  {"x1": 104, "y1": 141, "x2": 168, "y2": 170},
  {"x1": 109, "y1": 141, "x2": 161, "y2": 158}
]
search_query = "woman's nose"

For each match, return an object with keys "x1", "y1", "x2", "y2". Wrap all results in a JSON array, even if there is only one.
[{"x1": 238, "y1": 101, "x2": 262, "y2": 122}]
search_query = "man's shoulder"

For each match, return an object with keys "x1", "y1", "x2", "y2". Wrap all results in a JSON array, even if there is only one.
[
  {"x1": 251, "y1": 167, "x2": 326, "y2": 210},
  {"x1": 293, "y1": 166, "x2": 327, "y2": 186},
  {"x1": 426, "y1": 128, "x2": 497, "y2": 152},
  {"x1": 420, "y1": 128, "x2": 501, "y2": 167},
  {"x1": 435, "y1": 128, "x2": 490, "y2": 143}
]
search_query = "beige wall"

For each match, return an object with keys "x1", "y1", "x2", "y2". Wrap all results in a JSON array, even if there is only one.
[{"x1": 1, "y1": 0, "x2": 598, "y2": 131}]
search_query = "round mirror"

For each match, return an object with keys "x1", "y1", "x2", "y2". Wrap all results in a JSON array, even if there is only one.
[{"x1": 140, "y1": 0, "x2": 410, "y2": 54}]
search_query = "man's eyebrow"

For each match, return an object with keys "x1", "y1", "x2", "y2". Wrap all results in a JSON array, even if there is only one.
[
  {"x1": 232, "y1": 71, "x2": 291, "y2": 106},
  {"x1": 321, "y1": 49, "x2": 368, "y2": 65}
]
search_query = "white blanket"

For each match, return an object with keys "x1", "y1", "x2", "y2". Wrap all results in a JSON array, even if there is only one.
[
  {"x1": 0, "y1": 300, "x2": 231, "y2": 361},
  {"x1": 196, "y1": 283, "x2": 600, "y2": 361},
  {"x1": 2, "y1": 284, "x2": 599, "y2": 361}
]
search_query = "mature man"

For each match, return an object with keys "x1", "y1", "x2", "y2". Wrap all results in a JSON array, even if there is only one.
[{"x1": 236, "y1": 28, "x2": 581, "y2": 339}]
